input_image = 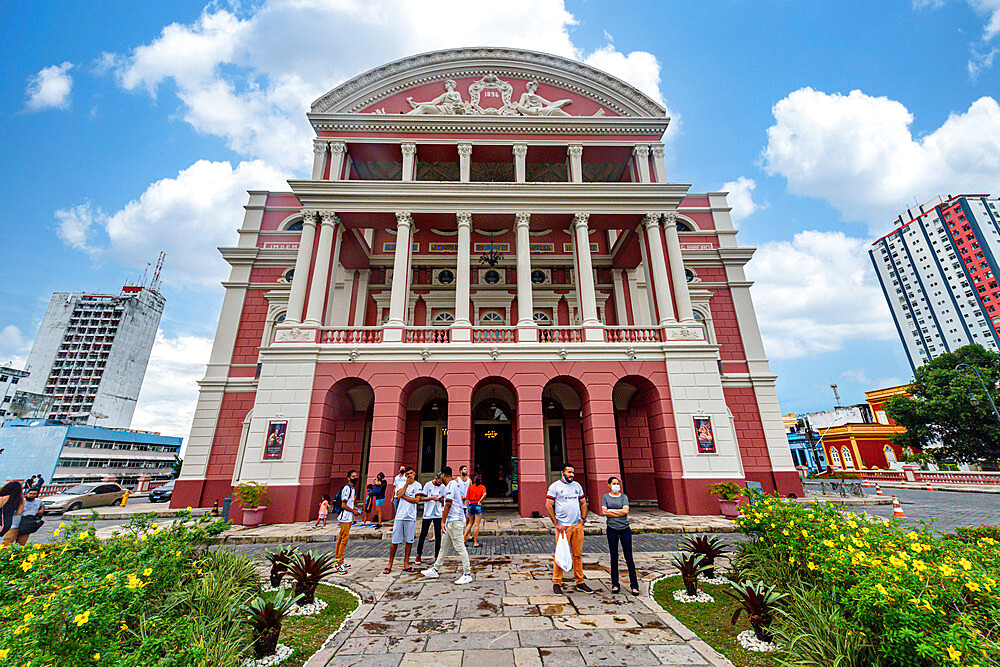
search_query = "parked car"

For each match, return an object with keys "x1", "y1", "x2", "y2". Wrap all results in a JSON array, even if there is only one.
[
  {"x1": 147, "y1": 480, "x2": 175, "y2": 503},
  {"x1": 42, "y1": 483, "x2": 127, "y2": 514}
]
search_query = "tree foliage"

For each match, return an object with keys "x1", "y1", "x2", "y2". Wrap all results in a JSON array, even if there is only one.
[{"x1": 885, "y1": 344, "x2": 1000, "y2": 463}]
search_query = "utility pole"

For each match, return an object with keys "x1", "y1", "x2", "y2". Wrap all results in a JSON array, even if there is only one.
[
  {"x1": 802, "y1": 415, "x2": 822, "y2": 474},
  {"x1": 830, "y1": 384, "x2": 842, "y2": 407}
]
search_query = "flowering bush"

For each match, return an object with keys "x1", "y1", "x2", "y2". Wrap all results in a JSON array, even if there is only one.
[
  {"x1": 950, "y1": 525, "x2": 1000, "y2": 543},
  {"x1": 0, "y1": 512, "x2": 232, "y2": 666},
  {"x1": 736, "y1": 497, "x2": 1000, "y2": 666}
]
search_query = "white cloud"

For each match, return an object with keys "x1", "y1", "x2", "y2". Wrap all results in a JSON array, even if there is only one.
[
  {"x1": 54, "y1": 159, "x2": 287, "y2": 288},
  {"x1": 969, "y1": 46, "x2": 998, "y2": 80},
  {"x1": 24, "y1": 62, "x2": 74, "y2": 112},
  {"x1": 746, "y1": 230, "x2": 896, "y2": 359},
  {"x1": 720, "y1": 176, "x2": 762, "y2": 223},
  {"x1": 763, "y1": 88, "x2": 1000, "y2": 230},
  {"x1": 0, "y1": 325, "x2": 32, "y2": 368},
  {"x1": 131, "y1": 331, "x2": 212, "y2": 439},
  {"x1": 840, "y1": 368, "x2": 904, "y2": 389},
  {"x1": 970, "y1": 0, "x2": 1000, "y2": 39}
]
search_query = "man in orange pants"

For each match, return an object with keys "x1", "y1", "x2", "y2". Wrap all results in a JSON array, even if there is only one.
[
  {"x1": 545, "y1": 463, "x2": 591, "y2": 594},
  {"x1": 334, "y1": 470, "x2": 361, "y2": 574}
]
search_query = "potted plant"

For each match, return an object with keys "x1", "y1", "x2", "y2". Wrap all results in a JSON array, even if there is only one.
[
  {"x1": 708, "y1": 482, "x2": 745, "y2": 519},
  {"x1": 245, "y1": 588, "x2": 301, "y2": 658},
  {"x1": 264, "y1": 547, "x2": 298, "y2": 588},
  {"x1": 680, "y1": 534, "x2": 728, "y2": 579},
  {"x1": 288, "y1": 550, "x2": 338, "y2": 605},
  {"x1": 236, "y1": 481, "x2": 270, "y2": 528},
  {"x1": 723, "y1": 580, "x2": 788, "y2": 643},
  {"x1": 669, "y1": 552, "x2": 711, "y2": 596}
]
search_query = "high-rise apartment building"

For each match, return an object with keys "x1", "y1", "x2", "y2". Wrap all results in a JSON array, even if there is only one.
[
  {"x1": 20, "y1": 286, "x2": 164, "y2": 427},
  {"x1": 870, "y1": 194, "x2": 1000, "y2": 370}
]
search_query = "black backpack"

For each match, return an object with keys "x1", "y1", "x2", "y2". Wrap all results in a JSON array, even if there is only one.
[{"x1": 331, "y1": 486, "x2": 346, "y2": 514}]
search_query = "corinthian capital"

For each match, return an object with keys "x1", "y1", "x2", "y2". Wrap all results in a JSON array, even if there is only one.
[
  {"x1": 319, "y1": 210, "x2": 340, "y2": 226},
  {"x1": 329, "y1": 141, "x2": 347, "y2": 155},
  {"x1": 642, "y1": 213, "x2": 661, "y2": 228},
  {"x1": 300, "y1": 209, "x2": 319, "y2": 225},
  {"x1": 401, "y1": 143, "x2": 417, "y2": 158},
  {"x1": 663, "y1": 211, "x2": 678, "y2": 227},
  {"x1": 396, "y1": 211, "x2": 413, "y2": 227},
  {"x1": 313, "y1": 140, "x2": 328, "y2": 155},
  {"x1": 457, "y1": 143, "x2": 473, "y2": 158},
  {"x1": 567, "y1": 144, "x2": 583, "y2": 159},
  {"x1": 573, "y1": 212, "x2": 590, "y2": 229},
  {"x1": 456, "y1": 211, "x2": 472, "y2": 227},
  {"x1": 515, "y1": 212, "x2": 531, "y2": 228},
  {"x1": 650, "y1": 144, "x2": 665, "y2": 159},
  {"x1": 512, "y1": 144, "x2": 528, "y2": 158},
  {"x1": 633, "y1": 145, "x2": 649, "y2": 159}
]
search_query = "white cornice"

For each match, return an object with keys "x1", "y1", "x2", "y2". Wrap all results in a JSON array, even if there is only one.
[{"x1": 308, "y1": 113, "x2": 670, "y2": 136}]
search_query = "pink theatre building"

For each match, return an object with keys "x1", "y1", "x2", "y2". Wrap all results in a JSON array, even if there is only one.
[{"x1": 173, "y1": 48, "x2": 801, "y2": 522}]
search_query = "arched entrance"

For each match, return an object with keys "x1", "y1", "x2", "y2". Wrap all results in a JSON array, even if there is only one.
[
  {"x1": 541, "y1": 379, "x2": 588, "y2": 488},
  {"x1": 402, "y1": 379, "x2": 448, "y2": 484},
  {"x1": 316, "y1": 378, "x2": 374, "y2": 499},
  {"x1": 472, "y1": 381, "x2": 517, "y2": 499}
]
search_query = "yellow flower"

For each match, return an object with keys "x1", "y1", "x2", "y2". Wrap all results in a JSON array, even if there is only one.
[
  {"x1": 966, "y1": 581, "x2": 981, "y2": 592},
  {"x1": 93, "y1": 654, "x2": 100, "y2": 661},
  {"x1": 807, "y1": 561, "x2": 817, "y2": 570},
  {"x1": 788, "y1": 556, "x2": 795, "y2": 564},
  {"x1": 823, "y1": 539, "x2": 835, "y2": 548},
  {"x1": 58, "y1": 522, "x2": 65, "y2": 529},
  {"x1": 847, "y1": 520, "x2": 858, "y2": 528},
  {"x1": 74, "y1": 610, "x2": 91, "y2": 626},
  {"x1": 782, "y1": 530, "x2": 789, "y2": 536},
  {"x1": 946, "y1": 646, "x2": 962, "y2": 661},
  {"x1": 0, "y1": 649, "x2": 7, "y2": 659},
  {"x1": 139, "y1": 535, "x2": 147, "y2": 542},
  {"x1": 889, "y1": 556, "x2": 905, "y2": 568},
  {"x1": 143, "y1": 568, "x2": 152, "y2": 577},
  {"x1": 23, "y1": 613, "x2": 33, "y2": 623},
  {"x1": 957, "y1": 558, "x2": 972, "y2": 571},
  {"x1": 939, "y1": 564, "x2": 955, "y2": 577},
  {"x1": 53, "y1": 529, "x2": 61, "y2": 537},
  {"x1": 78, "y1": 531, "x2": 90, "y2": 540},
  {"x1": 875, "y1": 583, "x2": 888, "y2": 595},
  {"x1": 912, "y1": 560, "x2": 928, "y2": 572},
  {"x1": 20, "y1": 561, "x2": 31, "y2": 572},
  {"x1": 801, "y1": 529, "x2": 809, "y2": 537}
]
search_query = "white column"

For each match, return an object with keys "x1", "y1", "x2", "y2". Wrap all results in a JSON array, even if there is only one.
[
  {"x1": 515, "y1": 212, "x2": 537, "y2": 342},
  {"x1": 633, "y1": 145, "x2": 650, "y2": 183},
  {"x1": 643, "y1": 213, "x2": 675, "y2": 325},
  {"x1": 663, "y1": 212, "x2": 695, "y2": 323},
  {"x1": 452, "y1": 211, "x2": 473, "y2": 342},
  {"x1": 401, "y1": 143, "x2": 416, "y2": 182},
  {"x1": 651, "y1": 144, "x2": 666, "y2": 183},
  {"x1": 384, "y1": 211, "x2": 413, "y2": 338},
  {"x1": 513, "y1": 144, "x2": 527, "y2": 183},
  {"x1": 458, "y1": 143, "x2": 472, "y2": 182},
  {"x1": 352, "y1": 269, "x2": 370, "y2": 327},
  {"x1": 567, "y1": 145, "x2": 583, "y2": 183},
  {"x1": 303, "y1": 211, "x2": 339, "y2": 325},
  {"x1": 636, "y1": 223, "x2": 659, "y2": 325},
  {"x1": 323, "y1": 222, "x2": 345, "y2": 323},
  {"x1": 311, "y1": 140, "x2": 328, "y2": 180},
  {"x1": 328, "y1": 141, "x2": 347, "y2": 181},
  {"x1": 285, "y1": 209, "x2": 318, "y2": 324},
  {"x1": 573, "y1": 213, "x2": 603, "y2": 340},
  {"x1": 612, "y1": 269, "x2": 629, "y2": 326}
]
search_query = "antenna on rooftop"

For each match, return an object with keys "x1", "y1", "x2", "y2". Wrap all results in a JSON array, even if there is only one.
[
  {"x1": 150, "y1": 252, "x2": 166, "y2": 293},
  {"x1": 830, "y1": 383, "x2": 842, "y2": 407}
]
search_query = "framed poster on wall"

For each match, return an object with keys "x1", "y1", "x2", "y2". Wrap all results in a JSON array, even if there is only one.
[
  {"x1": 263, "y1": 421, "x2": 287, "y2": 460},
  {"x1": 693, "y1": 415, "x2": 716, "y2": 454}
]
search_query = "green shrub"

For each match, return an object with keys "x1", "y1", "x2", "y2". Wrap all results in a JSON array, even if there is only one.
[
  {"x1": 707, "y1": 481, "x2": 745, "y2": 501},
  {"x1": 235, "y1": 481, "x2": 270, "y2": 508},
  {"x1": 949, "y1": 524, "x2": 1000, "y2": 543}
]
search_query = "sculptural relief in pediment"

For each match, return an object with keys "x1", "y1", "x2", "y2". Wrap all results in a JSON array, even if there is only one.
[{"x1": 396, "y1": 74, "x2": 606, "y2": 117}]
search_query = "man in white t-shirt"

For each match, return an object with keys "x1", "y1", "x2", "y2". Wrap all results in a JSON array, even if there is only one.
[
  {"x1": 385, "y1": 467, "x2": 422, "y2": 574},
  {"x1": 415, "y1": 473, "x2": 444, "y2": 564},
  {"x1": 545, "y1": 463, "x2": 590, "y2": 594},
  {"x1": 421, "y1": 466, "x2": 472, "y2": 584},
  {"x1": 455, "y1": 465, "x2": 472, "y2": 538},
  {"x1": 392, "y1": 465, "x2": 407, "y2": 514},
  {"x1": 334, "y1": 470, "x2": 361, "y2": 574}
]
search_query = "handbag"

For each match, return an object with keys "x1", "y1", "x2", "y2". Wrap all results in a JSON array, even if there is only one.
[
  {"x1": 554, "y1": 533, "x2": 572, "y2": 571},
  {"x1": 18, "y1": 514, "x2": 44, "y2": 536}
]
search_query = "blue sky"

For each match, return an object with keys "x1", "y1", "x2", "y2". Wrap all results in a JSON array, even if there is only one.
[{"x1": 3, "y1": 0, "x2": 1000, "y2": 436}]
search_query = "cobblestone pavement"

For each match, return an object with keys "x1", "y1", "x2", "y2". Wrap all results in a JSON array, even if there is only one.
[
  {"x1": 306, "y1": 552, "x2": 731, "y2": 667},
  {"x1": 860, "y1": 487, "x2": 1000, "y2": 533}
]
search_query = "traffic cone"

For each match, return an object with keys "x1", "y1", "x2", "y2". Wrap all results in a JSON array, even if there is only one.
[
  {"x1": 862, "y1": 478, "x2": 871, "y2": 488},
  {"x1": 892, "y1": 496, "x2": 906, "y2": 519},
  {"x1": 925, "y1": 481, "x2": 934, "y2": 492},
  {"x1": 901, "y1": 479, "x2": 908, "y2": 489},
  {"x1": 875, "y1": 484, "x2": 884, "y2": 496}
]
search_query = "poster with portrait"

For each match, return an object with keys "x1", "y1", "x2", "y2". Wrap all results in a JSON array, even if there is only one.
[
  {"x1": 263, "y1": 421, "x2": 287, "y2": 460},
  {"x1": 693, "y1": 415, "x2": 716, "y2": 453}
]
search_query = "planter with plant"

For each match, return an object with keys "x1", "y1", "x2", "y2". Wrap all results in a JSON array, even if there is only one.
[
  {"x1": 264, "y1": 547, "x2": 298, "y2": 588},
  {"x1": 288, "y1": 550, "x2": 338, "y2": 606},
  {"x1": 668, "y1": 552, "x2": 711, "y2": 598},
  {"x1": 680, "y1": 534, "x2": 728, "y2": 580},
  {"x1": 707, "y1": 482, "x2": 745, "y2": 519},
  {"x1": 245, "y1": 588, "x2": 302, "y2": 659},
  {"x1": 723, "y1": 579, "x2": 788, "y2": 646},
  {"x1": 236, "y1": 481, "x2": 270, "y2": 528}
]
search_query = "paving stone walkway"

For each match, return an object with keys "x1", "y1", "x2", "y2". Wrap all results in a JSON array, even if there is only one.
[{"x1": 307, "y1": 551, "x2": 731, "y2": 667}]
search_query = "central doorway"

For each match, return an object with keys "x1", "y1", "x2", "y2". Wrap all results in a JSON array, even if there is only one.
[{"x1": 473, "y1": 398, "x2": 513, "y2": 498}]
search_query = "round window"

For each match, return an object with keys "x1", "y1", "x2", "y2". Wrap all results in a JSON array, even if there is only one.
[
  {"x1": 483, "y1": 269, "x2": 501, "y2": 284},
  {"x1": 685, "y1": 269, "x2": 695, "y2": 283},
  {"x1": 530, "y1": 269, "x2": 546, "y2": 284},
  {"x1": 437, "y1": 269, "x2": 455, "y2": 285},
  {"x1": 283, "y1": 269, "x2": 295, "y2": 282}
]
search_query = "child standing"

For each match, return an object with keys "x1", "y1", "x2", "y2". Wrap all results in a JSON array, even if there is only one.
[
  {"x1": 363, "y1": 483, "x2": 375, "y2": 525},
  {"x1": 314, "y1": 494, "x2": 331, "y2": 528}
]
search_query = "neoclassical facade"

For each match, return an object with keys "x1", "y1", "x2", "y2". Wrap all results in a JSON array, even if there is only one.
[{"x1": 173, "y1": 47, "x2": 801, "y2": 522}]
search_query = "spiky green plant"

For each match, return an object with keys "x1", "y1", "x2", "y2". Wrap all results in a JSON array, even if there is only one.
[
  {"x1": 264, "y1": 547, "x2": 298, "y2": 587},
  {"x1": 669, "y1": 552, "x2": 711, "y2": 596},
  {"x1": 288, "y1": 550, "x2": 338, "y2": 605},
  {"x1": 245, "y1": 588, "x2": 302, "y2": 658},
  {"x1": 723, "y1": 579, "x2": 788, "y2": 642},
  {"x1": 680, "y1": 535, "x2": 728, "y2": 579}
]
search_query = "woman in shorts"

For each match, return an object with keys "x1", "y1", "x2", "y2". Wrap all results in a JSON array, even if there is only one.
[{"x1": 463, "y1": 475, "x2": 487, "y2": 547}]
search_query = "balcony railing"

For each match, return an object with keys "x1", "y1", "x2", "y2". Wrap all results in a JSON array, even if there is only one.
[
  {"x1": 292, "y1": 324, "x2": 699, "y2": 345},
  {"x1": 405, "y1": 327, "x2": 451, "y2": 343},
  {"x1": 605, "y1": 326, "x2": 664, "y2": 343},
  {"x1": 538, "y1": 327, "x2": 584, "y2": 343},
  {"x1": 473, "y1": 327, "x2": 516, "y2": 343},
  {"x1": 319, "y1": 327, "x2": 382, "y2": 344}
]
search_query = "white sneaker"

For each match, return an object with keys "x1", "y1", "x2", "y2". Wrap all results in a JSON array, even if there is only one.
[
  {"x1": 421, "y1": 568, "x2": 439, "y2": 579},
  {"x1": 335, "y1": 564, "x2": 347, "y2": 574},
  {"x1": 454, "y1": 574, "x2": 473, "y2": 585}
]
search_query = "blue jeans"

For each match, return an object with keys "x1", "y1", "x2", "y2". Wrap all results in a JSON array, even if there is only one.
[{"x1": 606, "y1": 526, "x2": 638, "y2": 590}]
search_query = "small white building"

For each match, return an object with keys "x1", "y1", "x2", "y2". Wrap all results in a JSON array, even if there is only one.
[{"x1": 0, "y1": 365, "x2": 29, "y2": 419}]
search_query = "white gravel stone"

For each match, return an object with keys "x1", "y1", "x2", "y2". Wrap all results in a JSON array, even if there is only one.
[
  {"x1": 243, "y1": 643, "x2": 293, "y2": 667},
  {"x1": 286, "y1": 598, "x2": 328, "y2": 616},
  {"x1": 737, "y1": 629, "x2": 781, "y2": 652},
  {"x1": 260, "y1": 580, "x2": 292, "y2": 592},
  {"x1": 698, "y1": 573, "x2": 733, "y2": 586},
  {"x1": 672, "y1": 589, "x2": 715, "y2": 603}
]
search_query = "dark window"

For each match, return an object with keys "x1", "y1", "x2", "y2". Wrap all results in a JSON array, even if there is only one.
[
  {"x1": 286, "y1": 220, "x2": 303, "y2": 231},
  {"x1": 547, "y1": 424, "x2": 565, "y2": 472},
  {"x1": 483, "y1": 269, "x2": 501, "y2": 284},
  {"x1": 530, "y1": 270, "x2": 546, "y2": 284},
  {"x1": 420, "y1": 426, "x2": 437, "y2": 474},
  {"x1": 437, "y1": 269, "x2": 455, "y2": 285}
]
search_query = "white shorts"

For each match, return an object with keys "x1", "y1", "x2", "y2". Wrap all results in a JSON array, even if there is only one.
[{"x1": 391, "y1": 519, "x2": 416, "y2": 544}]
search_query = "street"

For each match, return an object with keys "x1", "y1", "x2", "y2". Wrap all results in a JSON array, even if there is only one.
[{"x1": 860, "y1": 487, "x2": 1000, "y2": 532}]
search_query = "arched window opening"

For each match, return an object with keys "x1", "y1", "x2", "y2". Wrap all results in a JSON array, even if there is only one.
[
  {"x1": 481, "y1": 311, "x2": 504, "y2": 324},
  {"x1": 533, "y1": 311, "x2": 552, "y2": 326},
  {"x1": 433, "y1": 311, "x2": 455, "y2": 326},
  {"x1": 286, "y1": 219, "x2": 303, "y2": 231},
  {"x1": 676, "y1": 220, "x2": 693, "y2": 232},
  {"x1": 883, "y1": 445, "x2": 897, "y2": 466},
  {"x1": 543, "y1": 395, "x2": 566, "y2": 475},
  {"x1": 829, "y1": 447, "x2": 842, "y2": 468},
  {"x1": 473, "y1": 398, "x2": 512, "y2": 422},
  {"x1": 841, "y1": 447, "x2": 855, "y2": 469}
]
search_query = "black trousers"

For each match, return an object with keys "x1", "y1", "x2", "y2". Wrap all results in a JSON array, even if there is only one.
[
  {"x1": 606, "y1": 526, "x2": 638, "y2": 589},
  {"x1": 416, "y1": 517, "x2": 441, "y2": 558}
]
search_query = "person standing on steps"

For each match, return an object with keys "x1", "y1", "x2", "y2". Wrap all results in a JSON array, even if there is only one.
[
  {"x1": 601, "y1": 476, "x2": 639, "y2": 595},
  {"x1": 372, "y1": 472, "x2": 387, "y2": 528},
  {"x1": 464, "y1": 474, "x2": 487, "y2": 547},
  {"x1": 545, "y1": 463, "x2": 590, "y2": 595},
  {"x1": 384, "y1": 467, "x2": 421, "y2": 574},
  {"x1": 415, "y1": 473, "x2": 444, "y2": 564},
  {"x1": 455, "y1": 465, "x2": 472, "y2": 539},
  {"x1": 421, "y1": 466, "x2": 473, "y2": 585},
  {"x1": 334, "y1": 470, "x2": 361, "y2": 574},
  {"x1": 392, "y1": 465, "x2": 407, "y2": 515}
]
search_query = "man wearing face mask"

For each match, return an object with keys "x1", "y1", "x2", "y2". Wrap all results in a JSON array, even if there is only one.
[
  {"x1": 334, "y1": 470, "x2": 362, "y2": 574},
  {"x1": 544, "y1": 464, "x2": 591, "y2": 594}
]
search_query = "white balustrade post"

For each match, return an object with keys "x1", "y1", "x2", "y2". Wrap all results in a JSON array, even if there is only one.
[
  {"x1": 513, "y1": 144, "x2": 527, "y2": 183},
  {"x1": 633, "y1": 145, "x2": 650, "y2": 183},
  {"x1": 663, "y1": 212, "x2": 695, "y2": 323},
  {"x1": 284, "y1": 209, "x2": 318, "y2": 324},
  {"x1": 651, "y1": 144, "x2": 666, "y2": 183},
  {"x1": 401, "y1": 143, "x2": 416, "y2": 182},
  {"x1": 458, "y1": 144, "x2": 472, "y2": 182},
  {"x1": 328, "y1": 141, "x2": 347, "y2": 181},
  {"x1": 311, "y1": 140, "x2": 328, "y2": 179},
  {"x1": 567, "y1": 145, "x2": 583, "y2": 183},
  {"x1": 383, "y1": 211, "x2": 413, "y2": 341},
  {"x1": 573, "y1": 213, "x2": 603, "y2": 341},
  {"x1": 515, "y1": 212, "x2": 537, "y2": 342},
  {"x1": 303, "y1": 211, "x2": 339, "y2": 325},
  {"x1": 643, "y1": 213, "x2": 676, "y2": 325},
  {"x1": 452, "y1": 211, "x2": 473, "y2": 342}
]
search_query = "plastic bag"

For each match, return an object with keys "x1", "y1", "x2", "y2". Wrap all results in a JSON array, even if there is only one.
[{"x1": 554, "y1": 533, "x2": 572, "y2": 571}]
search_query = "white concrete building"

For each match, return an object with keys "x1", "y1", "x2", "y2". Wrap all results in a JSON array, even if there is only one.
[
  {"x1": 0, "y1": 365, "x2": 29, "y2": 419},
  {"x1": 870, "y1": 194, "x2": 1000, "y2": 370},
  {"x1": 20, "y1": 286, "x2": 164, "y2": 427}
]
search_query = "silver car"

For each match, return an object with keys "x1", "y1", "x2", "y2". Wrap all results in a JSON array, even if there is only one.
[{"x1": 42, "y1": 483, "x2": 127, "y2": 514}]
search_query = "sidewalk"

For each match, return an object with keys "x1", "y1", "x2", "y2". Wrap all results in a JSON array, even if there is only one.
[{"x1": 64, "y1": 501, "x2": 211, "y2": 520}]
